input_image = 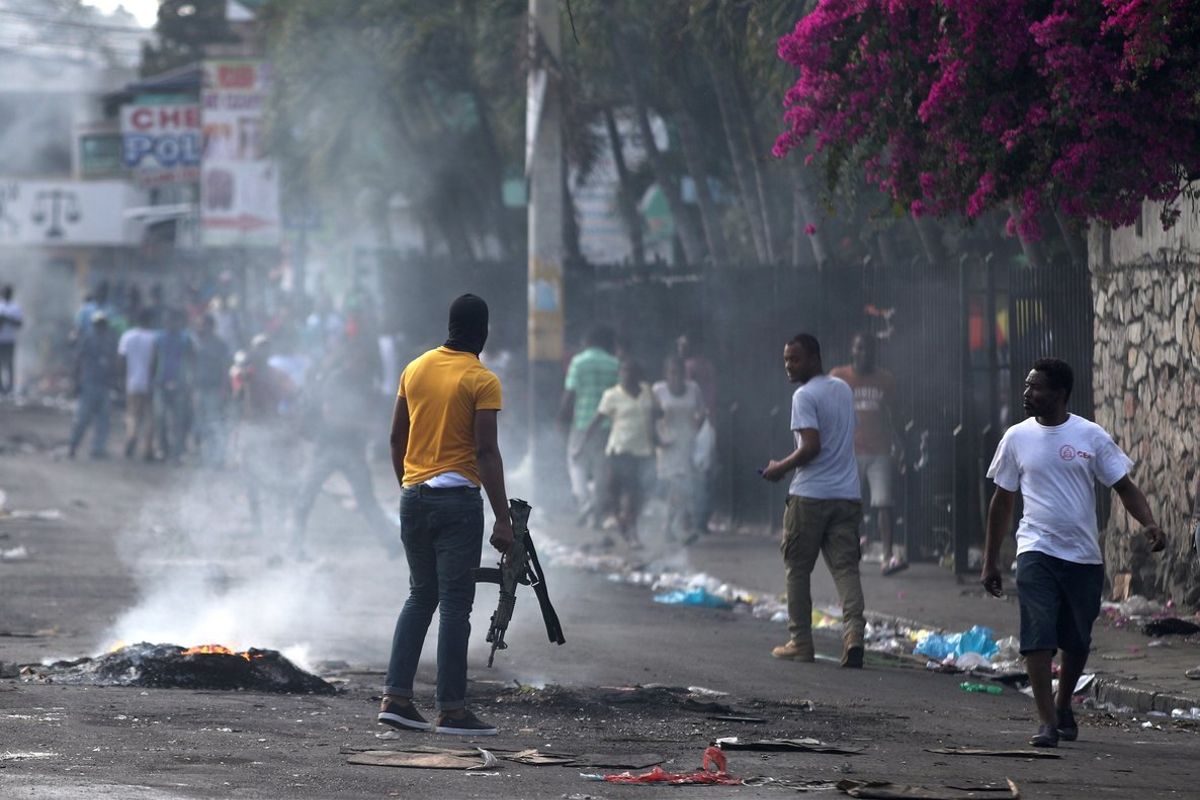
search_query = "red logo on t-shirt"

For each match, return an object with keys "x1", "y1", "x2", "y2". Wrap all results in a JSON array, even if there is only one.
[{"x1": 1059, "y1": 445, "x2": 1077, "y2": 461}]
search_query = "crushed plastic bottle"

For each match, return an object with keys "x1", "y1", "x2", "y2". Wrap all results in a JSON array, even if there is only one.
[
  {"x1": 1170, "y1": 707, "x2": 1200, "y2": 720},
  {"x1": 959, "y1": 682, "x2": 1003, "y2": 695}
]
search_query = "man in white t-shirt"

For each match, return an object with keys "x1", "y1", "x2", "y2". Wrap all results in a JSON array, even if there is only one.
[
  {"x1": 982, "y1": 358, "x2": 1165, "y2": 748},
  {"x1": 118, "y1": 309, "x2": 160, "y2": 460},
  {"x1": 762, "y1": 333, "x2": 866, "y2": 668}
]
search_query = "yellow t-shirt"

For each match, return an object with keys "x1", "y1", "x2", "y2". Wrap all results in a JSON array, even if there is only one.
[{"x1": 399, "y1": 346, "x2": 502, "y2": 487}]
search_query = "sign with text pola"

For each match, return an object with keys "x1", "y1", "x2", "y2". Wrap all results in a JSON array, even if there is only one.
[
  {"x1": 201, "y1": 59, "x2": 280, "y2": 247},
  {"x1": 120, "y1": 103, "x2": 202, "y2": 186}
]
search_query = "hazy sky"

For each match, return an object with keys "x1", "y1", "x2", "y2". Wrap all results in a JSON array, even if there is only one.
[{"x1": 84, "y1": 0, "x2": 158, "y2": 28}]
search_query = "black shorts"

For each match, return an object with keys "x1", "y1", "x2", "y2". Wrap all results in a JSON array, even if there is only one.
[{"x1": 1016, "y1": 551, "x2": 1104, "y2": 655}]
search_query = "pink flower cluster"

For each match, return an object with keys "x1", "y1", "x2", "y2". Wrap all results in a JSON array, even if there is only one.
[{"x1": 774, "y1": 0, "x2": 1200, "y2": 236}]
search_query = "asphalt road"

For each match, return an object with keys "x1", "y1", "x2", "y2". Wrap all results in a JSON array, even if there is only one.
[{"x1": 1, "y1": 403, "x2": 1196, "y2": 799}]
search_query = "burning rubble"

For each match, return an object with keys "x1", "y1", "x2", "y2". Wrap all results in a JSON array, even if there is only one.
[{"x1": 22, "y1": 642, "x2": 336, "y2": 694}]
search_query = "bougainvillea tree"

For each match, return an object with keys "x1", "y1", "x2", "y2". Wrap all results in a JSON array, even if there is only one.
[{"x1": 773, "y1": 1, "x2": 1200, "y2": 238}]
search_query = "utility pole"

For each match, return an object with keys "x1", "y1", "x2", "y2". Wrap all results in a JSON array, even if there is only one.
[{"x1": 526, "y1": 0, "x2": 564, "y2": 493}]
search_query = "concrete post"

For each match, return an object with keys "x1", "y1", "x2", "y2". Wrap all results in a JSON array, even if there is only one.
[{"x1": 526, "y1": 0, "x2": 565, "y2": 499}]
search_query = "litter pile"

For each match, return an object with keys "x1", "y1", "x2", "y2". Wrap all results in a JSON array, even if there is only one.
[
  {"x1": 540, "y1": 537, "x2": 1022, "y2": 674},
  {"x1": 20, "y1": 642, "x2": 336, "y2": 694}
]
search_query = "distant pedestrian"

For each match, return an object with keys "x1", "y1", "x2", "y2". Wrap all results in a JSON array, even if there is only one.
[
  {"x1": 291, "y1": 339, "x2": 398, "y2": 560},
  {"x1": 761, "y1": 333, "x2": 866, "y2": 668},
  {"x1": 830, "y1": 332, "x2": 905, "y2": 574},
  {"x1": 380, "y1": 294, "x2": 513, "y2": 737},
  {"x1": 68, "y1": 312, "x2": 117, "y2": 459},
  {"x1": 118, "y1": 309, "x2": 159, "y2": 460},
  {"x1": 677, "y1": 333, "x2": 717, "y2": 532},
  {"x1": 652, "y1": 355, "x2": 705, "y2": 541},
  {"x1": 981, "y1": 358, "x2": 1165, "y2": 748},
  {"x1": 580, "y1": 358, "x2": 657, "y2": 547},
  {"x1": 0, "y1": 284, "x2": 23, "y2": 395},
  {"x1": 230, "y1": 334, "x2": 294, "y2": 535},
  {"x1": 153, "y1": 309, "x2": 194, "y2": 464},
  {"x1": 191, "y1": 314, "x2": 232, "y2": 467},
  {"x1": 559, "y1": 325, "x2": 619, "y2": 527}
]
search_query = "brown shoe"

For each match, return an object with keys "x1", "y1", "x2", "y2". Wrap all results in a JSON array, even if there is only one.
[
  {"x1": 841, "y1": 644, "x2": 865, "y2": 668},
  {"x1": 772, "y1": 639, "x2": 815, "y2": 662}
]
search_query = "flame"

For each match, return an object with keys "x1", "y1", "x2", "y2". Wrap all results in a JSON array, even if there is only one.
[{"x1": 181, "y1": 644, "x2": 262, "y2": 661}]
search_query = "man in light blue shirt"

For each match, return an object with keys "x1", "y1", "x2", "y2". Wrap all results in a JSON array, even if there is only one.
[{"x1": 762, "y1": 333, "x2": 866, "y2": 667}]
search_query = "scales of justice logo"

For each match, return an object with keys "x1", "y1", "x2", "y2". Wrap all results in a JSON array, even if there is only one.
[{"x1": 0, "y1": 184, "x2": 83, "y2": 240}]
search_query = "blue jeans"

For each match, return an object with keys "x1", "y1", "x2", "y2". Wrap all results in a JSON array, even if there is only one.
[
  {"x1": 69, "y1": 383, "x2": 110, "y2": 456},
  {"x1": 385, "y1": 486, "x2": 483, "y2": 711}
]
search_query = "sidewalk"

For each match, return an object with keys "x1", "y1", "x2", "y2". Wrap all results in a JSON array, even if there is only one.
[{"x1": 545, "y1": 514, "x2": 1200, "y2": 714}]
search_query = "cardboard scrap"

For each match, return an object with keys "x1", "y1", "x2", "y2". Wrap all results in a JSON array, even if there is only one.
[
  {"x1": 347, "y1": 747, "x2": 498, "y2": 770},
  {"x1": 838, "y1": 778, "x2": 1020, "y2": 799},
  {"x1": 716, "y1": 736, "x2": 864, "y2": 755},
  {"x1": 925, "y1": 747, "x2": 1059, "y2": 760},
  {"x1": 506, "y1": 749, "x2": 577, "y2": 766}
]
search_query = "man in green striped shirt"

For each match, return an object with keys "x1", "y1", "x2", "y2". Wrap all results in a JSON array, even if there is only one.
[{"x1": 559, "y1": 326, "x2": 619, "y2": 526}]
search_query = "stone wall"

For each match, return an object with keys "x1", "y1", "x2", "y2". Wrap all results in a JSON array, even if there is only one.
[{"x1": 1089, "y1": 199, "x2": 1200, "y2": 607}]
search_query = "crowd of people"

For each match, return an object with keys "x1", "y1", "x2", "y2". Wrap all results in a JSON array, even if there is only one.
[
  {"x1": 558, "y1": 324, "x2": 909, "y2": 571},
  {"x1": 559, "y1": 327, "x2": 717, "y2": 548},
  {"x1": 63, "y1": 276, "x2": 401, "y2": 560}
]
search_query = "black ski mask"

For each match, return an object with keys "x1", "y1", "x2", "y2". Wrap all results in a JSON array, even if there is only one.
[{"x1": 444, "y1": 293, "x2": 489, "y2": 355}]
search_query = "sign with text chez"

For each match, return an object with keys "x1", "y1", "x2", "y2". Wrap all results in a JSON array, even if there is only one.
[
  {"x1": 120, "y1": 103, "x2": 202, "y2": 186},
  {"x1": 201, "y1": 59, "x2": 281, "y2": 247}
]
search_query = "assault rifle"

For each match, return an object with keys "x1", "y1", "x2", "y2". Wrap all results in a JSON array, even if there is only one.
[{"x1": 475, "y1": 499, "x2": 565, "y2": 667}]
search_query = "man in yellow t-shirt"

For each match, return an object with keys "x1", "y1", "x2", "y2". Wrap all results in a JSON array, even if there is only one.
[{"x1": 378, "y1": 294, "x2": 514, "y2": 738}]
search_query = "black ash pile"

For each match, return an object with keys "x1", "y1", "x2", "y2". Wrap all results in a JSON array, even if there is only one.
[{"x1": 22, "y1": 642, "x2": 337, "y2": 694}]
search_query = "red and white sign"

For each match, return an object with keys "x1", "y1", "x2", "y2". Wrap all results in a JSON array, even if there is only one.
[
  {"x1": 200, "y1": 59, "x2": 280, "y2": 247},
  {"x1": 120, "y1": 103, "x2": 202, "y2": 186}
]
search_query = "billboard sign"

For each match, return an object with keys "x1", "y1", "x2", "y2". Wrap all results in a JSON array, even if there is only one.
[
  {"x1": 0, "y1": 179, "x2": 147, "y2": 247},
  {"x1": 200, "y1": 59, "x2": 280, "y2": 247},
  {"x1": 120, "y1": 103, "x2": 202, "y2": 186}
]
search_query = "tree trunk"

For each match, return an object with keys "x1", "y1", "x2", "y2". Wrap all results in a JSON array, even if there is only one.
[
  {"x1": 1007, "y1": 201, "x2": 1047, "y2": 270},
  {"x1": 707, "y1": 56, "x2": 768, "y2": 264},
  {"x1": 790, "y1": 161, "x2": 830, "y2": 270},
  {"x1": 603, "y1": 108, "x2": 646, "y2": 267},
  {"x1": 910, "y1": 213, "x2": 949, "y2": 267},
  {"x1": 676, "y1": 106, "x2": 728, "y2": 266},
  {"x1": 732, "y1": 69, "x2": 777, "y2": 263},
  {"x1": 611, "y1": 26, "x2": 707, "y2": 266},
  {"x1": 563, "y1": 154, "x2": 584, "y2": 266},
  {"x1": 1054, "y1": 208, "x2": 1085, "y2": 270}
]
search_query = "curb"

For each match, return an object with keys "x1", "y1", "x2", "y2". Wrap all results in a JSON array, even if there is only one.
[{"x1": 862, "y1": 609, "x2": 1200, "y2": 714}]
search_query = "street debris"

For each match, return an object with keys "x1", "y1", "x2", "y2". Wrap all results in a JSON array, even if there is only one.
[
  {"x1": 1018, "y1": 673, "x2": 1094, "y2": 698},
  {"x1": 959, "y1": 682, "x2": 1003, "y2": 695},
  {"x1": 347, "y1": 746, "x2": 498, "y2": 770},
  {"x1": 1141, "y1": 618, "x2": 1200, "y2": 637},
  {"x1": 0, "y1": 751, "x2": 57, "y2": 761},
  {"x1": 715, "y1": 736, "x2": 864, "y2": 755},
  {"x1": 1, "y1": 545, "x2": 29, "y2": 561},
  {"x1": 583, "y1": 745, "x2": 741, "y2": 786},
  {"x1": 1170, "y1": 707, "x2": 1200, "y2": 720},
  {"x1": 925, "y1": 747, "x2": 1059, "y2": 759},
  {"x1": 914, "y1": 626, "x2": 998, "y2": 660},
  {"x1": 22, "y1": 642, "x2": 336, "y2": 694},
  {"x1": 837, "y1": 778, "x2": 1020, "y2": 799},
  {"x1": 573, "y1": 753, "x2": 667, "y2": 769},
  {"x1": 653, "y1": 587, "x2": 733, "y2": 609},
  {"x1": 1, "y1": 508, "x2": 64, "y2": 521},
  {"x1": 706, "y1": 714, "x2": 767, "y2": 724}
]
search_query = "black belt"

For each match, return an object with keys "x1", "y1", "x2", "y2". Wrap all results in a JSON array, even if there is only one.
[{"x1": 405, "y1": 484, "x2": 480, "y2": 497}]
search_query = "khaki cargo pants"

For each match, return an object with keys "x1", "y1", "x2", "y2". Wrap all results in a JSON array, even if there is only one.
[{"x1": 781, "y1": 495, "x2": 866, "y2": 650}]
